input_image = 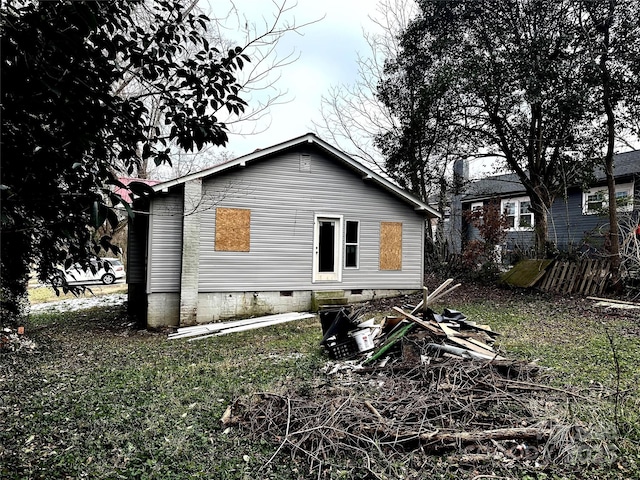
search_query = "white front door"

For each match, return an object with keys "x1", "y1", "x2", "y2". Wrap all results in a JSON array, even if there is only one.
[{"x1": 313, "y1": 215, "x2": 342, "y2": 282}]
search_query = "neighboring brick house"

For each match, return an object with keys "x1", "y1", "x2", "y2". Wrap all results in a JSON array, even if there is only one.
[
  {"x1": 449, "y1": 150, "x2": 640, "y2": 258},
  {"x1": 127, "y1": 133, "x2": 440, "y2": 328}
]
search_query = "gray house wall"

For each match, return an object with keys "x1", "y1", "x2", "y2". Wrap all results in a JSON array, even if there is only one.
[
  {"x1": 461, "y1": 202, "x2": 536, "y2": 252},
  {"x1": 144, "y1": 145, "x2": 428, "y2": 327},
  {"x1": 197, "y1": 148, "x2": 424, "y2": 291},
  {"x1": 458, "y1": 151, "x2": 640, "y2": 259},
  {"x1": 549, "y1": 184, "x2": 639, "y2": 251},
  {"x1": 146, "y1": 189, "x2": 184, "y2": 327}
]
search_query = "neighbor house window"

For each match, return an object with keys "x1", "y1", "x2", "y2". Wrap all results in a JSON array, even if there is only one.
[
  {"x1": 471, "y1": 201, "x2": 484, "y2": 212},
  {"x1": 501, "y1": 197, "x2": 534, "y2": 231},
  {"x1": 345, "y1": 220, "x2": 359, "y2": 268},
  {"x1": 582, "y1": 183, "x2": 634, "y2": 215}
]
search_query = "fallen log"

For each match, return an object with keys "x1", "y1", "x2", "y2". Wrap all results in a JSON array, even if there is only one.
[
  {"x1": 355, "y1": 425, "x2": 552, "y2": 450},
  {"x1": 420, "y1": 426, "x2": 551, "y2": 446}
]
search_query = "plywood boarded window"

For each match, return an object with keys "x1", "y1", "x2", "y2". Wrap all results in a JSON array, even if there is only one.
[
  {"x1": 215, "y1": 208, "x2": 250, "y2": 252},
  {"x1": 380, "y1": 222, "x2": 402, "y2": 270}
]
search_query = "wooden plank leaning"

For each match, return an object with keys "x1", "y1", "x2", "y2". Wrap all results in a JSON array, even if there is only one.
[
  {"x1": 392, "y1": 306, "x2": 444, "y2": 336},
  {"x1": 410, "y1": 278, "x2": 457, "y2": 315}
]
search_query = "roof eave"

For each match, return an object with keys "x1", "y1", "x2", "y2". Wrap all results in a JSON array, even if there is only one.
[{"x1": 152, "y1": 133, "x2": 441, "y2": 219}]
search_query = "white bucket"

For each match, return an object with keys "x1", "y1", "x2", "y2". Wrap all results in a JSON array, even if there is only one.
[
  {"x1": 357, "y1": 318, "x2": 375, "y2": 329},
  {"x1": 351, "y1": 328, "x2": 374, "y2": 352}
]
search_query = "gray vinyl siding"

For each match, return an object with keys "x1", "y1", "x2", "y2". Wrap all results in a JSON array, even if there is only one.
[
  {"x1": 549, "y1": 184, "x2": 638, "y2": 251},
  {"x1": 503, "y1": 231, "x2": 535, "y2": 252},
  {"x1": 148, "y1": 191, "x2": 184, "y2": 292},
  {"x1": 548, "y1": 188, "x2": 592, "y2": 249},
  {"x1": 462, "y1": 201, "x2": 535, "y2": 252},
  {"x1": 197, "y1": 149, "x2": 425, "y2": 291}
]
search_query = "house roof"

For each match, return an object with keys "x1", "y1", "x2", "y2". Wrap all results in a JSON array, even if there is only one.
[
  {"x1": 152, "y1": 133, "x2": 440, "y2": 218},
  {"x1": 115, "y1": 177, "x2": 160, "y2": 203},
  {"x1": 462, "y1": 149, "x2": 640, "y2": 202},
  {"x1": 606, "y1": 149, "x2": 640, "y2": 179}
]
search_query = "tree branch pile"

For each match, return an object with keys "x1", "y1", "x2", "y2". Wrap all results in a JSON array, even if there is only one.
[{"x1": 227, "y1": 357, "x2": 619, "y2": 477}]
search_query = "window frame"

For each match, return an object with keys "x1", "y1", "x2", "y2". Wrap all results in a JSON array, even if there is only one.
[
  {"x1": 582, "y1": 182, "x2": 634, "y2": 215},
  {"x1": 500, "y1": 196, "x2": 535, "y2": 231},
  {"x1": 344, "y1": 220, "x2": 360, "y2": 269}
]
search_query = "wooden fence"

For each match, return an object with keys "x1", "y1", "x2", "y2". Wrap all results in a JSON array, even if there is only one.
[{"x1": 538, "y1": 259, "x2": 611, "y2": 296}]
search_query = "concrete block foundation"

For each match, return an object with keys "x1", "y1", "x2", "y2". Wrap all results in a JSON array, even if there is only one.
[{"x1": 145, "y1": 289, "x2": 419, "y2": 327}]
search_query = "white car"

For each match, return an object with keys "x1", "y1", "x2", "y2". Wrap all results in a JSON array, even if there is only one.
[{"x1": 51, "y1": 258, "x2": 126, "y2": 286}]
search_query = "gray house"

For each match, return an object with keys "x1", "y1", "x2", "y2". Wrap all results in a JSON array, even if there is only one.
[
  {"x1": 128, "y1": 133, "x2": 439, "y2": 328},
  {"x1": 455, "y1": 150, "x2": 640, "y2": 256}
]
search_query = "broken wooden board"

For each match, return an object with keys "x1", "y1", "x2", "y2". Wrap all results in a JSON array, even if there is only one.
[
  {"x1": 392, "y1": 306, "x2": 445, "y2": 336},
  {"x1": 447, "y1": 336, "x2": 506, "y2": 360},
  {"x1": 190, "y1": 313, "x2": 316, "y2": 341},
  {"x1": 466, "y1": 337, "x2": 496, "y2": 352},
  {"x1": 438, "y1": 323, "x2": 459, "y2": 337},
  {"x1": 427, "y1": 343, "x2": 495, "y2": 361},
  {"x1": 588, "y1": 296, "x2": 640, "y2": 309},
  {"x1": 456, "y1": 319, "x2": 500, "y2": 337},
  {"x1": 500, "y1": 259, "x2": 553, "y2": 288},
  {"x1": 410, "y1": 278, "x2": 453, "y2": 314}
]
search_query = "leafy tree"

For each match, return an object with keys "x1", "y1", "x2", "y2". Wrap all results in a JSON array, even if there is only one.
[
  {"x1": 0, "y1": 1, "x2": 251, "y2": 322},
  {"x1": 115, "y1": 1, "x2": 308, "y2": 180},
  {"x1": 390, "y1": 0, "x2": 605, "y2": 256},
  {"x1": 462, "y1": 202, "x2": 510, "y2": 277},
  {"x1": 376, "y1": 9, "x2": 474, "y2": 240},
  {"x1": 579, "y1": 0, "x2": 640, "y2": 282}
]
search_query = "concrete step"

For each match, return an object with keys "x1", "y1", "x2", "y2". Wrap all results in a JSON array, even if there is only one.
[{"x1": 311, "y1": 290, "x2": 348, "y2": 311}]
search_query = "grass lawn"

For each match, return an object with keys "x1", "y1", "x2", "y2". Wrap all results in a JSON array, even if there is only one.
[
  {"x1": 1, "y1": 287, "x2": 639, "y2": 479},
  {"x1": 28, "y1": 283, "x2": 128, "y2": 304}
]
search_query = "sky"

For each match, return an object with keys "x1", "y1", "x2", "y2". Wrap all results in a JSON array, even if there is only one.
[
  {"x1": 187, "y1": 1, "x2": 639, "y2": 179},
  {"x1": 203, "y1": 0, "x2": 383, "y2": 159}
]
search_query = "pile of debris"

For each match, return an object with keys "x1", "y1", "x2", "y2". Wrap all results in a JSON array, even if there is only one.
[
  {"x1": 0, "y1": 326, "x2": 37, "y2": 354},
  {"x1": 320, "y1": 279, "x2": 505, "y2": 367},
  {"x1": 225, "y1": 280, "x2": 618, "y2": 477}
]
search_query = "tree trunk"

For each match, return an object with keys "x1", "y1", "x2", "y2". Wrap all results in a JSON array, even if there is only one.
[
  {"x1": 598, "y1": 0, "x2": 621, "y2": 286},
  {"x1": 527, "y1": 185, "x2": 552, "y2": 258},
  {"x1": 534, "y1": 208, "x2": 548, "y2": 258},
  {"x1": 606, "y1": 167, "x2": 621, "y2": 284}
]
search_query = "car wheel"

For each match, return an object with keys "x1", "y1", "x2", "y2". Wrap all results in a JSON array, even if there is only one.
[
  {"x1": 101, "y1": 273, "x2": 116, "y2": 285},
  {"x1": 51, "y1": 274, "x2": 65, "y2": 287}
]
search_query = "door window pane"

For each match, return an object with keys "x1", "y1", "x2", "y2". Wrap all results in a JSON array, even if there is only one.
[{"x1": 318, "y1": 221, "x2": 335, "y2": 272}]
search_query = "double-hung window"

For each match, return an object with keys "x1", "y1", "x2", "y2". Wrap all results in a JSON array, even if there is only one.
[
  {"x1": 582, "y1": 183, "x2": 634, "y2": 215},
  {"x1": 501, "y1": 197, "x2": 534, "y2": 231},
  {"x1": 344, "y1": 220, "x2": 359, "y2": 268}
]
